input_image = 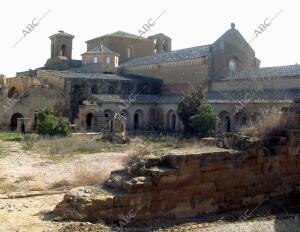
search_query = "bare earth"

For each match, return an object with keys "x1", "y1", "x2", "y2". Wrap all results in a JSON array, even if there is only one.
[{"x1": 0, "y1": 140, "x2": 300, "y2": 232}]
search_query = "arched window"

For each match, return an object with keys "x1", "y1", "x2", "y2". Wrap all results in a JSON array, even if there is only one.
[
  {"x1": 60, "y1": 44, "x2": 67, "y2": 57},
  {"x1": 74, "y1": 85, "x2": 82, "y2": 94},
  {"x1": 218, "y1": 111, "x2": 231, "y2": 133},
  {"x1": 108, "y1": 86, "x2": 115, "y2": 94},
  {"x1": 86, "y1": 113, "x2": 94, "y2": 131},
  {"x1": 228, "y1": 58, "x2": 239, "y2": 73},
  {"x1": 104, "y1": 110, "x2": 114, "y2": 132},
  {"x1": 91, "y1": 85, "x2": 98, "y2": 94},
  {"x1": 167, "y1": 110, "x2": 177, "y2": 130},
  {"x1": 10, "y1": 113, "x2": 23, "y2": 131},
  {"x1": 134, "y1": 110, "x2": 143, "y2": 130},
  {"x1": 127, "y1": 47, "x2": 133, "y2": 59}
]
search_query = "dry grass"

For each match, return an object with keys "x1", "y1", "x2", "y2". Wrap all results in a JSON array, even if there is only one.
[
  {"x1": 239, "y1": 108, "x2": 297, "y2": 138},
  {"x1": 23, "y1": 134, "x2": 128, "y2": 158},
  {"x1": 50, "y1": 165, "x2": 109, "y2": 189},
  {"x1": 22, "y1": 134, "x2": 202, "y2": 159},
  {"x1": 0, "y1": 183, "x2": 17, "y2": 194},
  {"x1": 0, "y1": 144, "x2": 9, "y2": 158},
  {"x1": 28, "y1": 183, "x2": 49, "y2": 191},
  {"x1": 122, "y1": 144, "x2": 153, "y2": 167}
]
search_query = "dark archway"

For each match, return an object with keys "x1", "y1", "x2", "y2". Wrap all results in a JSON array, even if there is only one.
[
  {"x1": 86, "y1": 113, "x2": 94, "y2": 131},
  {"x1": 108, "y1": 86, "x2": 115, "y2": 94},
  {"x1": 60, "y1": 44, "x2": 67, "y2": 57},
  {"x1": 134, "y1": 110, "x2": 143, "y2": 130},
  {"x1": 33, "y1": 111, "x2": 38, "y2": 130},
  {"x1": 91, "y1": 85, "x2": 98, "y2": 94},
  {"x1": 104, "y1": 110, "x2": 114, "y2": 132},
  {"x1": 10, "y1": 113, "x2": 23, "y2": 131},
  {"x1": 225, "y1": 115, "x2": 231, "y2": 132},
  {"x1": 171, "y1": 114, "x2": 176, "y2": 130},
  {"x1": 8, "y1": 87, "x2": 18, "y2": 98},
  {"x1": 218, "y1": 111, "x2": 231, "y2": 132},
  {"x1": 167, "y1": 110, "x2": 176, "y2": 131}
]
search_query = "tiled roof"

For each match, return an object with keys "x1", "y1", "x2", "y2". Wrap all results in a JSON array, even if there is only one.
[
  {"x1": 43, "y1": 70, "x2": 161, "y2": 83},
  {"x1": 121, "y1": 45, "x2": 211, "y2": 66},
  {"x1": 89, "y1": 94, "x2": 178, "y2": 104},
  {"x1": 83, "y1": 44, "x2": 119, "y2": 55},
  {"x1": 86, "y1": 31, "x2": 142, "y2": 42},
  {"x1": 225, "y1": 65, "x2": 300, "y2": 80},
  {"x1": 207, "y1": 89, "x2": 300, "y2": 103},
  {"x1": 109, "y1": 31, "x2": 141, "y2": 39},
  {"x1": 50, "y1": 31, "x2": 74, "y2": 39}
]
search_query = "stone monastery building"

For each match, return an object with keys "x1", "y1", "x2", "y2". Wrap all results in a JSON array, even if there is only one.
[{"x1": 1, "y1": 23, "x2": 300, "y2": 133}]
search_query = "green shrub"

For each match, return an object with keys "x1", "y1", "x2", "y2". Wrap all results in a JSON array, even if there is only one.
[
  {"x1": 37, "y1": 108, "x2": 71, "y2": 137},
  {"x1": 54, "y1": 119, "x2": 71, "y2": 137},
  {"x1": 190, "y1": 102, "x2": 219, "y2": 137},
  {"x1": 177, "y1": 85, "x2": 204, "y2": 135}
]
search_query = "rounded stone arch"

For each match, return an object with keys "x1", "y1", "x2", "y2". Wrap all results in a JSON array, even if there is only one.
[
  {"x1": 91, "y1": 84, "x2": 98, "y2": 94},
  {"x1": 250, "y1": 112, "x2": 261, "y2": 123},
  {"x1": 107, "y1": 86, "x2": 115, "y2": 94},
  {"x1": 10, "y1": 112, "x2": 23, "y2": 131},
  {"x1": 133, "y1": 109, "x2": 144, "y2": 130},
  {"x1": 60, "y1": 44, "x2": 67, "y2": 57},
  {"x1": 218, "y1": 111, "x2": 231, "y2": 133},
  {"x1": 120, "y1": 109, "x2": 129, "y2": 120},
  {"x1": 166, "y1": 110, "x2": 177, "y2": 131},
  {"x1": 8, "y1": 87, "x2": 19, "y2": 98},
  {"x1": 234, "y1": 112, "x2": 248, "y2": 130},
  {"x1": 85, "y1": 111, "x2": 96, "y2": 131},
  {"x1": 228, "y1": 56, "x2": 241, "y2": 73},
  {"x1": 120, "y1": 109, "x2": 129, "y2": 129}
]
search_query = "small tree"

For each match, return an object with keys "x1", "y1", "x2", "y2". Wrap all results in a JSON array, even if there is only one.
[
  {"x1": 37, "y1": 108, "x2": 71, "y2": 136},
  {"x1": 177, "y1": 85, "x2": 204, "y2": 134},
  {"x1": 190, "y1": 102, "x2": 219, "y2": 137}
]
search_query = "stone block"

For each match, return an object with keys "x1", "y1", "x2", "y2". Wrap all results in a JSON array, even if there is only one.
[
  {"x1": 178, "y1": 173, "x2": 198, "y2": 187},
  {"x1": 159, "y1": 189, "x2": 178, "y2": 200},
  {"x1": 195, "y1": 198, "x2": 219, "y2": 214},
  {"x1": 176, "y1": 185, "x2": 196, "y2": 198},
  {"x1": 155, "y1": 174, "x2": 178, "y2": 189},
  {"x1": 242, "y1": 194, "x2": 266, "y2": 207},
  {"x1": 196, "y1": 182, "x2": 216, "y2": 197}
]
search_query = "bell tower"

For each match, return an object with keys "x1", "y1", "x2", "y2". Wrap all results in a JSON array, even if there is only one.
[
  {"x1": 45, "y1": 31, "x2": 75, "y2": 70},
  {"x1": 50, "y1": 30, "x2": 74, "y2": 60}
]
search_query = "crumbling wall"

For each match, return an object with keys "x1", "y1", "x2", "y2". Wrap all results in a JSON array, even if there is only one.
[{"x1": 54, "y1": 131, "x2": 300, "y2": 223}]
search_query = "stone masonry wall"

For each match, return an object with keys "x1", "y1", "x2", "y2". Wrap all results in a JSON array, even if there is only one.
[{"x1": 54, "y1": 131, "x2": 300, "y2": 223}]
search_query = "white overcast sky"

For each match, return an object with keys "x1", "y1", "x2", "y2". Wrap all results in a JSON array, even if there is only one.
[{"x1": 0, "y1": 0, "x2": 299, "y2": 77}]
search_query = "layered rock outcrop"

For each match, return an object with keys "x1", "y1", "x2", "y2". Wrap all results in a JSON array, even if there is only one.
[{"x1": 54, "y1": 131, "x2": 300, "y2": 224}]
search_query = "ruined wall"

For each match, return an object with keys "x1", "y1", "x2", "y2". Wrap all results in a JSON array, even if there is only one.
[
  {"x1": 0, "y1": 86, "x2": 65, "y2": 130},
  {"x1": 54, "y1": 131, "x2": 300, "y2": 223},
  {"x1": 37, "y1": 70, "x2": 65, "y2": 90},
  {"x1": 6, "y1": 76, "x2": 40, "y2": 97}
]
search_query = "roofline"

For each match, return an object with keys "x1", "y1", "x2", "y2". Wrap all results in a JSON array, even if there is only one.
[
  {"x1": 148, "y1": 33, "x2": 171, "y2": 40},
  {"x1": 85, "y1": 34, "x2": 151, "y2": 43},
  {"x1": 222, "y1": 64, "x2": 300, "y2": 80},
  {"x1": 81, "y1": 52, "x2": 120, "y2": 56},
  {"x1": 120, "y1": 56, "x2": 208, "y2": 68},
  {"x1": 120, "y1": 44, "x2": 211, "y2": 66}
]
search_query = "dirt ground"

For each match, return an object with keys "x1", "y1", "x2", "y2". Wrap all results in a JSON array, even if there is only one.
[{"x1": 0, "y1": 139, "x2": 300, "y2": 232}]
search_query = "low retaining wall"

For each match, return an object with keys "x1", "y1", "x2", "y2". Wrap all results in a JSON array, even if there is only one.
[{"x1": 54, "y1": 131, "x2": 300, "y2": 223}]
